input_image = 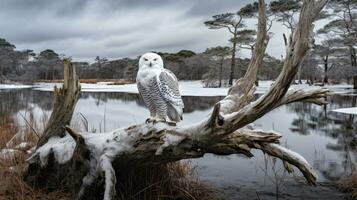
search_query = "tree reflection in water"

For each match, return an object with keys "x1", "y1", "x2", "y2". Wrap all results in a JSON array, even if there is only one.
[{"x1": 287, "y1": 95, "x2": 356, "y2": 180}]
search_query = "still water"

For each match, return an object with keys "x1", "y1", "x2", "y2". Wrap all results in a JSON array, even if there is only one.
[{"x1": 0, "y1": 88, "x2": 356, "y2": 199}]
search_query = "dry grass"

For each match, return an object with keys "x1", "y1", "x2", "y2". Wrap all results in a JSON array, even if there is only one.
[
  {"x1": 0, "y1": 159, "x2": 71, "y2": 200},
  {"x1": 116, "y1": 161, "x2": 221, "y2": 200},
  {"x1": 0, "y1": 115, "x2": 70, "y2": 200},
  {"x1": 0, "y1": 117, "x2": 18, "y2": 149},
  {"x1": 33, "y1": 79, "x2": 134, "y2": 85},
  {"x1": 338, "y1": 173, "x2": 357, "y2": 199}
]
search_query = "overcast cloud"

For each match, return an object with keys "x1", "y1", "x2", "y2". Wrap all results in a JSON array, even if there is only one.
[{"x1": 0, "y1": 0, "x2": 313, "y2": 62}]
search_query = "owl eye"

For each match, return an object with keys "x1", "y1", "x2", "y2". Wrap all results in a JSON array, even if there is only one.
[
  {"x1": 144, "y1": 58, "x2": 148, "y2": 61},
  {"x1": 153, "y1": 58, "x2": 157, "y2": 61}
]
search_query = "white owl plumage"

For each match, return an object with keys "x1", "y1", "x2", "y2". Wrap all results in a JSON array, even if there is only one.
[{"x1": 136, "y1": 52, "x2": 184, "y2": 123}]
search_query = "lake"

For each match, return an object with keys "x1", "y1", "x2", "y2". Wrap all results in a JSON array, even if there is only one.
[{"x1": 0, "y1": 87, "x2": 356, "y2": 199}]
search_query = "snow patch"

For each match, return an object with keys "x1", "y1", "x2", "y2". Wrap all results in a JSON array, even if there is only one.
[
  {"x1": 99, "y1": 154, "x2": 116, "y2": 200},
  {"x1": 332, "y1": 107, "x2": 357, "y2": 115},
  {"x1": 31, "y1": 135, "x2": 76, "y2": 166},
  {"x1": 28, "y1": 127, "x2": 139, "y2": 169},
  {"x1": 269, "y1": 143, "x2": 317, "y2": 178},
  {"x1": 155, "y1": 133, "x2": 185, "y2": 155},
  {"x1": 15, "y1": 142, "x2": 31, "y2": 149},
  {"x1": 0, "y1": 148, "x2": 21, "y2": 159},
  {"x1": 0, "y1": 84, "x2": 32, "y2": 89}
]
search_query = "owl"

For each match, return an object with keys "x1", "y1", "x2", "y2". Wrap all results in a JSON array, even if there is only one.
[{"x1": 136, "y1": 52, "x2": 184, "y2": 124}]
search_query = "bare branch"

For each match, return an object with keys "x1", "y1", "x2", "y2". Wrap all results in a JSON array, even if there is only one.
[
  {"x1": 277, "y1": 88, "x2": 333, "y2": 107},
  {"x1": 259, "y1": 143, "x2": 317, "y2": 185}
]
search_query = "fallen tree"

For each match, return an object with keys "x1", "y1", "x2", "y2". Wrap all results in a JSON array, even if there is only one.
[{"x1": 23, "y1": 1, "x2": 331, "y2": 199}]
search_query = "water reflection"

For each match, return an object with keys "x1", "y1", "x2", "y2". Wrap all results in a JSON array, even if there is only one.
[
  {"x1": 79, "y1": 92, "x2": 222, "y2": 113},
  {"x1": 287, "y1": 95, "x2": 357, "y2": 181},
  {"x1": 0, "y1": 89, "x2": 356, "y2": 193}
]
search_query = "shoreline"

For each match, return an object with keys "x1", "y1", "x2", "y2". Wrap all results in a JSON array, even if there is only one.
[{"x1": 0, "y1": 80, "x2": 354, "y2": 97}]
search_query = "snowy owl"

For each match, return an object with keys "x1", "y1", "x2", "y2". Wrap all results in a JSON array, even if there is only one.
[{"x1": 136, "y1": 52, "x2": 184, "y2": 124}]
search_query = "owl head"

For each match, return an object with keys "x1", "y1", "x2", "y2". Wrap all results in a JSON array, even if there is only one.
[{"x1": 139, "y1": 52, "x2": 164, "y2": 69}]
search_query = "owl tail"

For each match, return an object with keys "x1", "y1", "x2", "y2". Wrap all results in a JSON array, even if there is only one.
[{"x1": 167, "y1": 103, "x2": 183, "y2": 122}]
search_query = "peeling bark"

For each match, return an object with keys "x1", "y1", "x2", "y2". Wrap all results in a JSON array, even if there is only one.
[{"x1": 24, "y1": 1, "x2": 330, "y2": 200}]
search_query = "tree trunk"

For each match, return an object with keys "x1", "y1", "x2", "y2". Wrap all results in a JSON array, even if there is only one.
[
  {"x1": 310, "y1": 74, "x2": 314, "y2": 85},
  {"x1": 229, "y1": 35, "x2": 237, "y2": 86},
  {"x1": 323, "y1": 55, "x2": 328, "y2": 85},
  {"x1": 298, "y1": 66, "x2": 303, "y2": 84},
  {"x1": 22, "y1": 1, "x2": 330, "y2": 200},
  {"x1": 219, "y1": 60, "x2": 223, "y2": 87},
  {"x1": 350, "y1": 46, "x2": 357, "y2": 89}
]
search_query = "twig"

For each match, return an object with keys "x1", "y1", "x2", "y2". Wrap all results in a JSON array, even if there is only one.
[{"x1": 19, "y1": 113, "x2": 40, "y2": 139}]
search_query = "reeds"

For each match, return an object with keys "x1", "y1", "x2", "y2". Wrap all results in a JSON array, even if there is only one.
[
  {"x1": 115, "y1": 161, "x2": 221, "y2": 200},
  {"x1": 338, "y1": 173, "x2": 357, "y2": 199},
  {"x1": 0, "y1": 116, "x2": 18, "y2": 148},
  {"x1": 0, "y1": 114, "x2": 70, "y2": 199}
]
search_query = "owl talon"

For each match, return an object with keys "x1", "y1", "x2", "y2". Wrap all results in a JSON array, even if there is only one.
[
  {"x1": 145, "y1": 118, "x2": 155, "y2": 124},
  {"x1": 146, "y1": 118, "x2": 166, "y2": 124},
  {"x1": 167, "y1": 121, "x2": 177, "y2": 126},
  {"x1": 153, "y1": 118, "x2": 166, "y2": 124}
]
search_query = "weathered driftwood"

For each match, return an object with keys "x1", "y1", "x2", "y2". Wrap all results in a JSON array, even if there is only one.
[
  {"x1": 37, "y1": 60, "x2": 81, "y2": 147},
  {"x1": 24, "y1": 1, "x2": 330, "y2": 200}
]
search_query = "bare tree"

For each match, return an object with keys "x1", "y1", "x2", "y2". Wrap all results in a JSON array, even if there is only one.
[
  {"x1": 318, "y1": 0, "x2": 357, "y2": 88},
  {"x1": 23, "y1": 1, "x2": 330, "y2": 200},
  {"x1": 204, "y1": 13, "x2": 245, "y2": 86},
  {"x1": 202, "y1": 46, "x2": 231, "y2": 87},
  {"x1": 204, "y1": 1, "x2": 275, "y2": 86},
  {"x1": 311, "y1": 41, "x2": 334, "y2": 84}
]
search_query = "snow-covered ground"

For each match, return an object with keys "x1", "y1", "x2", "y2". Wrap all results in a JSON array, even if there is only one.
[
  {"x1": 31, "y1": 81, "x2": 229, "y2": 96},
  {"x1": 0, "y1": 84, "x2": 32, "y2": 89},
  {"x1": 1, "y1": 80, "x2": 354, "y2": 97},
  {"x1": 332, "y1": 107, "x2": 357, "y2": 115},
  {"x1": 31, "y1": 80, "x2": 355, "y2": 96}
]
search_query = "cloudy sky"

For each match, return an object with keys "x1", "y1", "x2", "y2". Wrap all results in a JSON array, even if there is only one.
[{"x1": 0, "y1": 0, "x2": 308, "y2": 62}]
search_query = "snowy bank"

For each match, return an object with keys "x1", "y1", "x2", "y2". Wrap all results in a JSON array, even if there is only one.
[
  {"x1": 0, "y1": 84, "x2": 32, "y2": 89},
  {"x1": 32, "y1": 80, "x2": 355, "y2": 97},
  {"x1": 332, "y1": 107, "x2": 357, "y2": 115},
  {"x1": 32, "y1": 81, "x2": 229, "y2": 96}
]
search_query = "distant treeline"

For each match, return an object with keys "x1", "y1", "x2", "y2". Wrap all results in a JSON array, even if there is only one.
[
  {"x1": 0, "y1": 38, "x2": 283, "y2": 85},
  {"x1": 0, "y1": 36, "x2": 354, "y2": 86}
]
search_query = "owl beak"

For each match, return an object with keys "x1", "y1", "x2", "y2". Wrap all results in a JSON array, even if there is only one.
[{"x1": 149, "y1": 62, "x2": 152, "y2": 67}]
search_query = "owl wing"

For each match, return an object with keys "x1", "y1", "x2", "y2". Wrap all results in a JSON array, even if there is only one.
[
  {"x1": 157, "y1": 69, "x2": 184, "y2": 121},
  {"x1": 137, "y1": 81, "x2": 156, "y2": 115}
]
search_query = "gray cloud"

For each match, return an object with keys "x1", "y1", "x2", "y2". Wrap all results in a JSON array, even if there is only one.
[{"x1": 0, "y1": 0, "x2": 285, "y2": 62}]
